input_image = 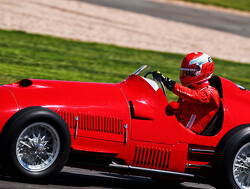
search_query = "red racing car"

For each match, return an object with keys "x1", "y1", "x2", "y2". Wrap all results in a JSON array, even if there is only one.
[{"x1": 0, "y1": 65, "x2": 249, "y2": 189}]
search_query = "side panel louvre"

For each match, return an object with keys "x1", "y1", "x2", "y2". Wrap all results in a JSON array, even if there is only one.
[
  {"x1": 55, "y1": 110, "x2": 75, "y2": 129},
  {"x1": 133, "y1": 145, "x2": 170, "y2": 169},
  {"x1": 56, "y1": 110, "x2": 123, "y2": 136},
  {"x1": 80, "y1": 113, "x2": 123, "y2": 135}
]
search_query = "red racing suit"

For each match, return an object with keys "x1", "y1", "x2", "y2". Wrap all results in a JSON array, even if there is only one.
[{"x1": 166, "y1": 82, "x2": 220, "y2": 134}]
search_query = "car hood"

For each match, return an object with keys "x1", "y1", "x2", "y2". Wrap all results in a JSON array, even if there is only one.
[{"x1": 4, "y1": 79, "x2": 130, "y2": 116}]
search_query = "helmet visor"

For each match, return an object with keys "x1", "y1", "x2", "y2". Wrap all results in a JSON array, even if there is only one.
[{"x1": 180, "y1": 68, "x2": 196, "y2": 77}]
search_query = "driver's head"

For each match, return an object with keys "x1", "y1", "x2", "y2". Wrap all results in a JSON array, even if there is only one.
[{"x1": 179, "y1": 52, "x2": 214, "y2": 87}]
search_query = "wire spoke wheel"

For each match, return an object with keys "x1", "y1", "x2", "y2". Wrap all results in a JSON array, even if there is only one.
[
  {"x1": 233, "y1": 142, "x2": 250, "y2": 189},
  {"x1": 16, "y1": 122, "x2": 60, "y2": 172}
]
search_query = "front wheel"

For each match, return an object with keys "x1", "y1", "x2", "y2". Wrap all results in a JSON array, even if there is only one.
[
  {"x1": 1, "y1": 107, "x2": 71, "y2": 180},
  {"x1": 16, "y1": 122, "x2": 61, "y2": 172}
]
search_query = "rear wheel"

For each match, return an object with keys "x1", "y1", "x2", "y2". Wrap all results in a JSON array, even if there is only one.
[
  {"x1": 215, "y1": 126, "x2": 250, "y2": 189},
  {"x1": 233, "y1": 142, "x2": 250, "y2": 189},
  {"x1": 1, "y1": 107, "x2": 71, "y2": 180}
]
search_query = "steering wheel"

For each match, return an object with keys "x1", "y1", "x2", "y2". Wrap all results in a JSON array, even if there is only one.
[
  {"x1": 144, "y1": 71, "x2": 167, "y2": 96},
  {"x1": 144, "y1": 71, "x2": 152, "y2": 78}
]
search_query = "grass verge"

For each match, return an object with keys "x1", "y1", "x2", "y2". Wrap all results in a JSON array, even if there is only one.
[
  {"x1": 181, "y1": 0, "x2": 250, "y2": 12},
  {"x1": 0, "y1": 29, "x2": 249, "y2": 101}
]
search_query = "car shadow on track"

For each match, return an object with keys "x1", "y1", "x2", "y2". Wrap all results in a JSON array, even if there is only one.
[
  {"x1": 52, "y1": 171, "x2": 195, "y2": 189},
  {"x1": 0, "y1": 167, "x2": 210, "y2": 189}
]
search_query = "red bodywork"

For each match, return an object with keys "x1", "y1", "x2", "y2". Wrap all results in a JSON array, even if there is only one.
[{"x1": 0, "y1": 72, "x2": 249, "y2": 181}]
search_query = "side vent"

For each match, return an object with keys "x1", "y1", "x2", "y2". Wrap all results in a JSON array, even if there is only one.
[
  {"x1": 133, "y1": 145, "x2": 170, "y2": 169},
  {"x1": 56, "y1": 110, "x2": 76, "y2": 129},
  {"x1": 79, "y1": 114, "x2": 123, "y2": 135},
  {"x1": 56, "y1": 110, "x2": 123, "y2": 135}
]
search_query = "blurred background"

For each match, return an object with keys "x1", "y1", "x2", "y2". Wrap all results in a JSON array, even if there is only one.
[{"x1": 0, "y1": 0, "x2": 249, "y2": 101}]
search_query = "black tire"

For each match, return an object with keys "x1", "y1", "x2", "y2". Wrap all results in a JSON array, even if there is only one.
[
  {"x1": 214, "y1": 125, "x2": 250, "y2": 189},
  {"x1": 0, "y1": 106, "x2": 71, "y2": 180}
]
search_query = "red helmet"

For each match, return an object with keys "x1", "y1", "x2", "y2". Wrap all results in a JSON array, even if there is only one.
[{"x1": 179, "y1": 52, "x2": 214, "y2": 86}]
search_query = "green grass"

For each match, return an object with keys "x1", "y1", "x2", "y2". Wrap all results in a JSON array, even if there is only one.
[
  {"x1": 0, "y1": 29, "x2": 249, "y2": 101},
  {"x1": 182, "y1": 0, "x2": 250, "y2": 12}
]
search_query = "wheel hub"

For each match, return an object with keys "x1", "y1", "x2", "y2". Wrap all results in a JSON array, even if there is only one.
[
  {"x1": 247, "y1": 158, "x2": 250, "y2": 164},
  {"x1": 37, "y1": 143, "x2": 45, "y2": 153},
  {"x1": 16, "y1": 122, "x2": 60, "y2": 172}
]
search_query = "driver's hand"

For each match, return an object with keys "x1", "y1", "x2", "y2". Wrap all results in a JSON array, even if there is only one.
[
  {"x1": 152, "y1": 71, "x2": 162, "y2": 82},
  {"x1": 153, "y1": 71, "x2": 166, "y2": 80},
  {"x1": 153, "y1": 71, "x2": 176, "y2": 91}
]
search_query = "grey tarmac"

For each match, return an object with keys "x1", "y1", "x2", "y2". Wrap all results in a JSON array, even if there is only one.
[
  {"x1": 0, "y1": 166, "x2": 215, "y2": 189},
  {"x1": 79, "y1": 0, "x2": 250, "y2": 38}
]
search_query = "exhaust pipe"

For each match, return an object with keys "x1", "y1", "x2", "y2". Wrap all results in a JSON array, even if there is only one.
[
  {"x1": 108, "y1": 163, "x2": 203, "y2": 180},
  {"x1": 67, "y1": 155, "x2": 205, "y2": 182}
]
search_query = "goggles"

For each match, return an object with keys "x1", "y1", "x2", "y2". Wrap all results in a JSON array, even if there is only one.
[{"x1": 180, "y1": 68, "x2": 197, "y2": 77}]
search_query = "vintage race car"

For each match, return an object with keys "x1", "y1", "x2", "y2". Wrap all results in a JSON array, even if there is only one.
[{"x1": 0, "y1": 65, "x2": 249, "y2": 189}]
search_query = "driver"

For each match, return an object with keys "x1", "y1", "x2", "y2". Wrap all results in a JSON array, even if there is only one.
[{"x1": 155, "y1": 52, "x2": 220, "y2": 134}]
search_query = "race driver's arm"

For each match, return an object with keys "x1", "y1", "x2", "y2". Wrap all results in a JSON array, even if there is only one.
[{"x1": 154, "y1": 71, "x2": 210, "y2": 104}]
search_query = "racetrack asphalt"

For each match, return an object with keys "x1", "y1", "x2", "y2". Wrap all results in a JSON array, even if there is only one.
[
  {"x1": 0, "y1": 166, "x2": 215, "y2": 189},
  {"x1": 79, "y1": 0, "x2": 250, "y2": 38}
]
